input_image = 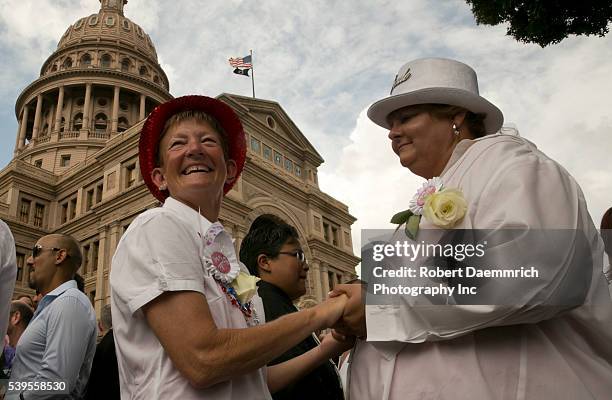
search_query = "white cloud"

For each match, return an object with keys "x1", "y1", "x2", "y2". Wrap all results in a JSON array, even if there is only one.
[{"x1": 319, "y1": 110, "x2": 422, "y2": 255}]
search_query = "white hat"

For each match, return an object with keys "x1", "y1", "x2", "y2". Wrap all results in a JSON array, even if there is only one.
[{"x1": 367, "y1": 58, "x2": 503, "y2": 134}]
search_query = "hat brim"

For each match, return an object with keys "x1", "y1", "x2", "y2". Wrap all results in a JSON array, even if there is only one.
[
  {"x1": 139, "y1": 95, "x2": 246, "y2": 203},
  {"x1": 367, "y1": 87, "x2": 503, "y2": 134}
]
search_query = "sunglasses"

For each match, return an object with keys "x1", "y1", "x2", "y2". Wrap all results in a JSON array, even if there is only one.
[
  {"x1": 278, "y1": 249, "x2": 306, "y2": 263},
  {"x1": 32, "y1": 244, "x2": 62, "y2": 258}
]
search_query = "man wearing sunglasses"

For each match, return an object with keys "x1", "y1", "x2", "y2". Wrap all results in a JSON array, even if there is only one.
[
  {"x1": 240, "y1": 215, "x2": 344, "y2": 400},
  {"x1": 6, "y1": 234, "x2": 97, "y2": 400}
]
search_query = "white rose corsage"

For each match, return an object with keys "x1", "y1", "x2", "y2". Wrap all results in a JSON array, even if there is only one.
[
  {"x1": 391, "y1": 177, "x2": 467, "y2": 240},
  {"x1": 201, "y1": 222, "x2": 260, "y2": 320}
]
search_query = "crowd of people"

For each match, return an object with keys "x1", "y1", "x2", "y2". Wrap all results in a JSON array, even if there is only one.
[{"x1": 0, "y1": 57, "x2": 611, "y2": 399}]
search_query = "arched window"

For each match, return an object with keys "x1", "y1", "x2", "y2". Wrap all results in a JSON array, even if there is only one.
[
  {"x1": 51, "y1": 65, "x2": 58, "y2": 72},
  {"x1": 81, "y1": 53, "x2": 91, "y2": 66},
  {"x1": 60, "y1": 117, "x2": 66, "y2": 133},
  {"x1": 121, "y1": 58, "x2": 130, "y2": 72},
  {"x1": 153, "y1": 75, "x2": 160, "y2": 84},
  {"x1": 100, "y1": 54, "x2": 112, "y2": 68},
  {"x1": 117, "y1": 117, "x2": 129, "y2": 132},
  {"x1": 63, "y1": 58, "x2": 72, "y2": 68},
  {"x1": 94, "y1": 113, "x2": 108, "y2": 132},
  {"x1": 139, "y1": 66, "x2": 148, "y2": 77},
  {"x1": 73, "y1": 113, "x2": 83, "y2": 130}
]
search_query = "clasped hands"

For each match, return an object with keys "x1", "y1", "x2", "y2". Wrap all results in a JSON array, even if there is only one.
[
  {"x1": 315, "y1": 282, "x2": 366, "y2": 358},
  {"x1": 325, "y1": 281, "x2": 367, "y2": 340}
]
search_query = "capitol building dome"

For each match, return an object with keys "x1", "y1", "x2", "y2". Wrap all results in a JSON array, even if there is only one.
[
  {"x1": 13, "y1": 0, "x2": 171, "y2": 171},
  {"x1": 54, "y1": 0, "x2": 160, "y2": 66}
]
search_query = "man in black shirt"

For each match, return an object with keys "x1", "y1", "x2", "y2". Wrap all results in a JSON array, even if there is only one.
[{"x1": 240, "y1": 215, "x2": 344, "y2": 400}]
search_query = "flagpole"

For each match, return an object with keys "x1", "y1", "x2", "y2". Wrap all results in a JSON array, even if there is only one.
[{"x1": 250, "y1": 49, "x2": 255, "y2": 98}]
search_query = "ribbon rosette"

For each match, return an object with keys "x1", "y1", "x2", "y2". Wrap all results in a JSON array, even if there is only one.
[
  {"x1": 201, "y1": 222, "x2": 260, "y2": 304},
  {"x1": 202, "y1": 222, "x2": 240, "y2": 283},
  {"x1": 391, "y1": 177, "x2": 467, "y2": 240}
]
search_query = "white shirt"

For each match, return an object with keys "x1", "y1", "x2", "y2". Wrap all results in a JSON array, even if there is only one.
[
  {"x1": 110, "y1": 197, "x2": 270, "y2": 400},
  {"x1": 0, "y1": 219, "x2": 17, "y2": 340},
  {"x1": 352, "y1": 135, "x2": 612, "y2": 400}
]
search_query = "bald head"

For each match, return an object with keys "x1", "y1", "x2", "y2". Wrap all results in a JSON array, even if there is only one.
[{"x1": 46, "y1": 233, "x2": 83, "y2": 273}]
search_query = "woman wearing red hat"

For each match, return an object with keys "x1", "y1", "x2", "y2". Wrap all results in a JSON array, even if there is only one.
[
  {"x1": 331, "y1": 58, "x2": 612, "y2": 399},
  {"x1": 109, "y1": 95, "x2": 351, "y2": 399}
]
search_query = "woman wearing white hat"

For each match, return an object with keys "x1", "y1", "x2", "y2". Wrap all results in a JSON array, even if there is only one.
[{"x1": 332, "y1": 58, "x2": 612, "y2": 399}]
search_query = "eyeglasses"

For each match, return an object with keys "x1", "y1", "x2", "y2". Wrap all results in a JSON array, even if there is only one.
[
  {"x1": 32, "y1": 244, "x2": 62, "y2": 258},
  {"x1": 278, "y1": 249, "x2": 306, "y2": 263}
]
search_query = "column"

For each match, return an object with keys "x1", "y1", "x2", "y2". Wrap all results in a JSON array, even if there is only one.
[
  {"x1": 81, "y1": 245, "x2": 87, "y2": 276},
  {"x1": 88, "y1": 94, "x2": 95, "y2": 133},
  {"x1": 7, "y1": 187, "x2": 19, "y2": 217},
  {"x1": 85, "y1": 244, "x2": 94, "y2": 276},
  {"x1": 53, "y1": 86, "x2": 65, "y2": 133},
  {"x1": 75, "y1": 187, "x2": 83, "y2": 218},
  {"x1": 321, "y1": 263, "x2": 330, "y2": 297},
  {"x1": 139, "y1": 94, "x2": 146, "y2": 120},
  {"x1": 234, "y1": 227, "x2": 244, "y2": 255},
  {"x1": 111, "y1": 86, "x2": 120, "y2": 134},
  {"x1": 18, "y1": 105, "x2": 29, "y2": 150},
  {"x1": 65, "y1": 99, "x2": 73, "y2": 135},
  {"x1": 48, "y1": 104, "x2": 56, "y2": 133},
  {"x1": 310, "y1": 260, "x2": 323, "y2": 303},
  {"x1": 22, "y1": 264, "x2": 30, "y2": 286},
  {"x1": 107, "y1": 222, "x2": 121, "y2": 268},
  {"x1": 32, "y1": 94, "x2": 43, "y2": 139},
  {"x1": 82, "y1": 83, "x2": 92, "y2": 131},
  {"x1": 94, "y1": 229, "x2": 108, "y2": 315},
  {"x1": 14, "y1": 121, "x2": 22, "y2": 154}
]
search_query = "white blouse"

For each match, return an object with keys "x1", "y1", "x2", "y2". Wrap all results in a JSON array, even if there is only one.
[{"x1": 352, "y1": 134, "x2": 612, "y2": 399}]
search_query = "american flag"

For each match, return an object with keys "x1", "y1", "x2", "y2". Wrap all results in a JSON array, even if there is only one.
[{"x1": 228, "y1": 55, "x2": 252, "y2": 69}]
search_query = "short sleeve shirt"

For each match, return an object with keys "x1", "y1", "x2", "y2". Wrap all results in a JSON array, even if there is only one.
[{"x1": 110, "y1": 197, "x2": 270, "y2": 399}]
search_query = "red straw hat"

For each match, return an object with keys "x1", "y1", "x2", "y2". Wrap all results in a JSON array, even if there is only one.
[{"x1": 139, "y1": 95, "x2": 246, "y2": 202}]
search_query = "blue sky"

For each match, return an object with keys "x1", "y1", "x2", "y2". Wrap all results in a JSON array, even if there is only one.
[{"x1": 1, "y1": 0, "x2": 611, "y2": 252}]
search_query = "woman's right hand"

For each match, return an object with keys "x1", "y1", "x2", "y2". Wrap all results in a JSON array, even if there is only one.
[
  {"x1": 329, "y1": 283, "x2": 367, "y2": 338},
  {"x1": 314, "y1": 293, "x2": 348, "y2": 329}
]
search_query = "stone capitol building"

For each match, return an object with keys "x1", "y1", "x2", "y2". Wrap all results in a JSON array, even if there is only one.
[{"x1": 0, "y1": 0, "x2": 359, "y2": 318}]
